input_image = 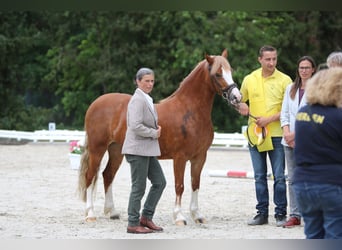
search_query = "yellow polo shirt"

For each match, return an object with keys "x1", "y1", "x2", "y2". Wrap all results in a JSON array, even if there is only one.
[{"x1": 241, "y1": 68, "x2": 292, "y2": 151}]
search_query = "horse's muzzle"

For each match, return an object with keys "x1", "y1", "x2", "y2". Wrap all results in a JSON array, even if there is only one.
[{"x1": 223, "y1": 85, "x2": 242, "y2": 106}]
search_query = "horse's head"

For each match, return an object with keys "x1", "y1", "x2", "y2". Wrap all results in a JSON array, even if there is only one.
[{"x1": 205, "y1": 49, "x2": 242, "y2": 106}]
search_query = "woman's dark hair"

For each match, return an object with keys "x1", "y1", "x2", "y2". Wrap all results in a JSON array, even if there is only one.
[{"x1": 290, "y1": 56, "x2": 316, "y2": 99}]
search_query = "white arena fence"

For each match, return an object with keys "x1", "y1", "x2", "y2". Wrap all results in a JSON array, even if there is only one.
[
  {"x1": 0, "y1": 129, "x2": 248, "y2": 149},
  {"x1": 0, "y1": 129, "x2": 85, "y2": 143},
  {"x1": 212, "y1": 132, "x2": 248, "y2": 148}
]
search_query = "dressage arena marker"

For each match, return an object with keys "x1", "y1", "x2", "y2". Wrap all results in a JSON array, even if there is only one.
[{"x1": 208, "y1": 170, "x2": 286, "y2": 180}]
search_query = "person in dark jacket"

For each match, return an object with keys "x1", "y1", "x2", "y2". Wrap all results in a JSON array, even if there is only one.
[{"x1": 293, "y1": 67, "x2": 342, "y2": 239}]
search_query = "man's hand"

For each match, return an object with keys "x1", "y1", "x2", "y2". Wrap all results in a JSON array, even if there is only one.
[{"x1": 238, "y1": 103, "x2": 249, "y2": 116}]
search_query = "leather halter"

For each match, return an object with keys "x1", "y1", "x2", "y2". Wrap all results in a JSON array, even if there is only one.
[{"x1": 208, "y1": 64, "x2": 238, "y2": 105}]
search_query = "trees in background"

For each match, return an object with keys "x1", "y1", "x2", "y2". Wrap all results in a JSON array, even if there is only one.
[{"x1": 1, "y1": 11, "x2": 341, "y2": 132}]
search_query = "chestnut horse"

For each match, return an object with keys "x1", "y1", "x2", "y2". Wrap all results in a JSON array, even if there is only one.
[{"x1": 78, "y1": 49, "x2": 241, "y2": 225}]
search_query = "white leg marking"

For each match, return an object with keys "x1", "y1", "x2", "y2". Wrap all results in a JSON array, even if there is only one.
[
  {"x1": 85, "y1": 180, "x2": 96, "y2": 221},
  {"x1": 104, "y1": 183, "x2": 120, "y2": 219},
  {"x1": 173, "y1": 204, "x2": 187, "y2": 225},
  {"x1": 190, "y1": 189, "x2": 205, "y2": 223}
]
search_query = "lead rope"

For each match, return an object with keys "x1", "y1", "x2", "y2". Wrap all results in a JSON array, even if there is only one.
[{"x1": 233, "y1": 103, "x2": 266, "y2": 147}]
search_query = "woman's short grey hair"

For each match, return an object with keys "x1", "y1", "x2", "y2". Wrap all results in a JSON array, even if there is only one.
[
  {"x1": 135, "y1": 67, "x2": 154, "y2": 81},
  {"x1": 326, "y1": 51, "x2": 342, "y2": 68}
]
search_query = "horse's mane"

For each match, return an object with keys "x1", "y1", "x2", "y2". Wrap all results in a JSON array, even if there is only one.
[
  {"x1": 159, "y1": 55, "x2": 231, "y2": 103},
  {"x1": 159, "y1": 60, "x2": 207, "y2": 103}
]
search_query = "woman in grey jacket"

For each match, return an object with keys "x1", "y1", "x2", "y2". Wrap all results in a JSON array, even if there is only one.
[
  {"x1": 280, "y1": 56, "x2": 316, "y2": 228},
  {"x1": 122, "y1": 68, "x2": 166, "y2": 234}
]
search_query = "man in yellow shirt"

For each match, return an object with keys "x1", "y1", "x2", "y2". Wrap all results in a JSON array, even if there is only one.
[{"x1": 238, "y1": 45, "x2": 292, "y2": 227}]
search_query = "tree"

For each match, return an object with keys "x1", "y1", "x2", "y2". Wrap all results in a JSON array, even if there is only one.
[{"x1": 1, "y1": 11, "x2": 341, "y2": 132}]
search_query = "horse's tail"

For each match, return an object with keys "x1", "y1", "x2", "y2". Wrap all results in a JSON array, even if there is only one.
[{"x1": 77, "y1": 134, "x2": 91, "y2": 202}]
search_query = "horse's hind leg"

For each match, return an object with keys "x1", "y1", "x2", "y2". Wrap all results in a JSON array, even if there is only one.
[
  {"x1": 83, "y1": 151, "x2": 103, "y2": 222},
  {"x1": 173, "y1": 158, "x2": 188, "y2": 226},
  {"x1": 102, "y1": 142, "x2": 124, "y2": 219}
]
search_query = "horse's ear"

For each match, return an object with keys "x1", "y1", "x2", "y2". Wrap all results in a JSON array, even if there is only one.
[
  {"x1": 205, "y1": 53, "x2": 214, "y2": 65},
  {"x1": 222, "y1": 49, "x2": 228, "y2": 58}
]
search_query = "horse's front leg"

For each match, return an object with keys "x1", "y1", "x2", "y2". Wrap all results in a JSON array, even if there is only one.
[
  {"x1": 173, "y1": 159, "x2": 187, "y2": 226},
  {"x1": 189, "y1": 189, "x2": 206, "y2": 224},
  {"x1": 189, "y1": 155, "x2": 207, "y2": 224},
  {"x1": 103, "y1": 183, "x2": 120, "y2": 219}
]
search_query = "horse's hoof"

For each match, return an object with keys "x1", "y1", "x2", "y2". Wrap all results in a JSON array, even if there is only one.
[
  {"x1": 85, "y1": 217, "x2": 96, "y2": 222},
  {"x1": 195, "y1": 218, "x2": 206, "y2": 224},
  {"x1": 110, "y1": 214, "x2": 120, "y2": 220},
  {"x1": 175, "y1": 220, "x2": 187, "y2": 226}
]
